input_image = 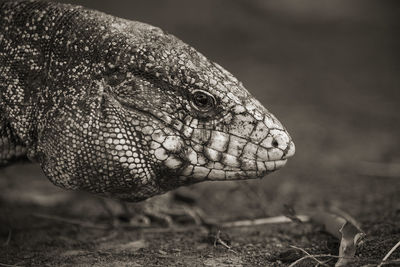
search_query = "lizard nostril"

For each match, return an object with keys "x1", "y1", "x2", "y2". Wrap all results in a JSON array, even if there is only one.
[{"x1": 272, "y1": 139, "x2": 279, "y2": 148}]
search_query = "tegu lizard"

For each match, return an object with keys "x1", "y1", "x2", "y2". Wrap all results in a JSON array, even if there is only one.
[{"x1": 0, "y1": 0, "x2": 295, "y2": 202}]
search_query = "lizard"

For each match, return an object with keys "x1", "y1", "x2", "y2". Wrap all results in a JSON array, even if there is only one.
[{"x1": 0, "y1": 0, "x2": 295, "y2": 202}]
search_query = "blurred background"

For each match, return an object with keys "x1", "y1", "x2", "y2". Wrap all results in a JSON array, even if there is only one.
[{"x1": 1, "y1": 0, "x2": 399, "y2": 266}]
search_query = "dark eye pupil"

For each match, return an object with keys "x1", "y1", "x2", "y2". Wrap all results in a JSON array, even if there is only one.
[
  {"x1": 194, "y1": 94, "x2": 209, "y2": 107},
  {"x1": 191, "y1": 91, "x2": 215, "y2": 111}
]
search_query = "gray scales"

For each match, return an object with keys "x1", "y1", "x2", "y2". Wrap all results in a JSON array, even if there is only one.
[{"x1": 0, "y1": 0, "x2": 295, "y2": 202}]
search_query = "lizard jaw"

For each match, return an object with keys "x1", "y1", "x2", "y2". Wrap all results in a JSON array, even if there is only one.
[
  {"x1": 176, "y1": 141, "x2": 294, "y2": 182},
  {"x1": 151, "y1": 130, "x2": 295, "y2": 182},
  {"x1": 177, "y1": 158, "x2": 288, "y2": 182}
]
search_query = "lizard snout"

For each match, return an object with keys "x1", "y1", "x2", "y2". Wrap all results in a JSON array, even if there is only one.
[
  {"x1": 270, "y1": 130, "x2": 295, "y2": 160},
  {"x1": 256, "y1": 129, "x2": 295, "y2": 161},
  {"x1": 283, "y1": 141, "x2": 295, "y2": 159}
]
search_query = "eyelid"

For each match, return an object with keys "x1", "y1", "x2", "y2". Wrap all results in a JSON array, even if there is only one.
[{"x1": 191, "y1": 89, "x2": 215, "y2": 99}]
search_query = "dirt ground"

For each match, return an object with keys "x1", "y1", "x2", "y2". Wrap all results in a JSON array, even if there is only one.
[{"x1": 1, "y1": 0, "x2": 399, "y2": 266}]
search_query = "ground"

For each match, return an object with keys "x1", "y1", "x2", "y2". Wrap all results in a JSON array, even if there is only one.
[{"x1": 1, "y1": 0, "x2": 399, "y2": 266}]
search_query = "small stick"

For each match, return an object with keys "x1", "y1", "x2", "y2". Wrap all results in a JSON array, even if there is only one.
[
  {"x1": 214, "y1": 230, "x2": 237, "y2": 254},
  {"x1": 288, "y1": 254, "x2": 338, "y2": 267},
  {"x1": 378, "y1": 240, "x2": 400, "y2": 267},
  {"x1": 139, "y1": 225, "x2": 208, "y2": 233},
  {"x1": 221, "y1": 215, "x2": 310, "y2": 228},
  {"x1": 94, "y1": 230, "x2": 119, "y2": 243},
  {"x1": 289, "y1": 245, "x2": 330, "y2": 267}
]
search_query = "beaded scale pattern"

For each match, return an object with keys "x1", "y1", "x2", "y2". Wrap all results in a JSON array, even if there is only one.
[{"x1": 0, "y1": 1, "x2": 295, "y2": 201}]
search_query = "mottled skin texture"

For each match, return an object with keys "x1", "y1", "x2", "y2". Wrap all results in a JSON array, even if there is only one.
[{"x1": 0, "y1": 0, "x2": 295, "y2": 201}]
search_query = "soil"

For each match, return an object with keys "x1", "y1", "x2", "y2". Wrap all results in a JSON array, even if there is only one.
[{"x1": 1, "y1": 0, "x2": 399, "y2": 266}]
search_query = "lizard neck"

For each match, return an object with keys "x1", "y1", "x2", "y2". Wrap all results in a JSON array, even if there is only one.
[{"x1": 0, "y1": 1, "x2": 85, "y2": 158}]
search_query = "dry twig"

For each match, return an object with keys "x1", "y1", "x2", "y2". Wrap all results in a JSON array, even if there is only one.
[
  {"x1": 288, "y1": 254, "x2": 336, "y2": 267},
  {"x1": 214, "y1": 230, "x2": 237, "y2": 254},
  {"x1": 289, "y1": 245, "x2": 331, "y2": 266},
  {"x1": 221, "y1": 215, "x2": 309, "y2": 228},
  {"x1": 377, "y1": 240, "x2": 400, "y2": 267}
]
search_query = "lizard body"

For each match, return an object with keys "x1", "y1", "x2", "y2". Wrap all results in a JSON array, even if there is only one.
[{"x1": 0, "y1": 0, "x2": 295, "y2": 201}]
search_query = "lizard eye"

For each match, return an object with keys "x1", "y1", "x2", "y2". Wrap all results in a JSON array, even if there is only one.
[{"x1": 190, "y1": 90, "x2": 216, "y2": 112}]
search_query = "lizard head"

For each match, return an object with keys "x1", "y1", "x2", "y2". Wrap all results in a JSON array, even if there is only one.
[
  {"x1": 37, "y1": 16, "x2": 294, "y2": 202},
  {"x1": 102, "y1": 21, "x2": 295, "y2": 199}
]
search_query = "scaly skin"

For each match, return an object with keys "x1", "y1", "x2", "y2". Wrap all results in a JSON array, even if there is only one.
[{"x1": 0, "y1": 1, "x2": 295, "y2": 201}]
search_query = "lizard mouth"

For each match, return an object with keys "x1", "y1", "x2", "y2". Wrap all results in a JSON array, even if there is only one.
[
  {"x1": 217, "y1": 157, "x2": 288, "y2": 179},
  {"x1": 179, "y1": 151, "x2": 288, "y2": 181}
]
